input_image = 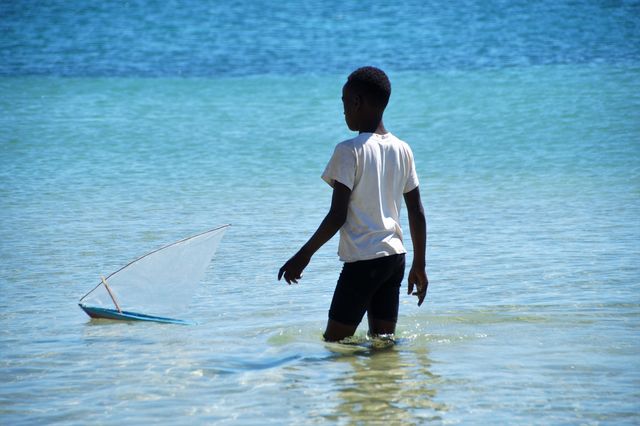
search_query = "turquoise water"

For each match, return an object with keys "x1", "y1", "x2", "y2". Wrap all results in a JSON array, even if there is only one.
[{"x1": 2, "y1": 1, "x2": 640, "y2": 424}]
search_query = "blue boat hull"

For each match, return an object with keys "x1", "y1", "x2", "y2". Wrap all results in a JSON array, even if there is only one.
[{"x1": 79, "y1": 304, "x2": 192, "y2": 325}]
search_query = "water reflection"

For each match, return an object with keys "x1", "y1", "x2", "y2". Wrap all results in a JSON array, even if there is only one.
[{"x1": 327, "y1": 343, "x2": 447, "y2": 424}]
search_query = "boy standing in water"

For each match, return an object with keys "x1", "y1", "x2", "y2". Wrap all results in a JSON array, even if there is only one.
[{"x1": 278, "y1": 66, "x2": 428, "y2": 342}]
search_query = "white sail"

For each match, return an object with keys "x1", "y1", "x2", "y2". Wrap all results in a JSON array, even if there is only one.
[{"x1": 80, "y1": 225, "x2": 229, "y2": 317}]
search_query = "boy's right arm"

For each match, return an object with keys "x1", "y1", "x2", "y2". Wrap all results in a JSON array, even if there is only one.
[
  {"x1": 277, "y1": 181, "x2": 351, "y2": 285},
  {"x1": 403, "y1": 186, "x2": 428, "y2": 306}
]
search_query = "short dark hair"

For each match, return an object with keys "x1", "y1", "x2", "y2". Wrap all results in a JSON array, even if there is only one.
[{"x1": 346, "y1": 66, "x2": 391, "y2": 109}]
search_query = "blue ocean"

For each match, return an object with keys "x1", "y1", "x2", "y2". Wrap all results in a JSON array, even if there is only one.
[{"x1": 1, "y1": 1, "x2": 639, "y2": 424}]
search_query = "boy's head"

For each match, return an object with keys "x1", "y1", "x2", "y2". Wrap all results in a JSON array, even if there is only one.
[
  {"x1": 345, "y1": 66, "x2": 391, "y2": 109},
  {"x1": 342, "y1": 66, "x2": 391, "y2": 131}
]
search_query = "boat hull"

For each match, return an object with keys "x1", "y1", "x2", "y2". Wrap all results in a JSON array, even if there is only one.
[{"x1": 79, "y1": 304, "x2": 192, "y2": 325}]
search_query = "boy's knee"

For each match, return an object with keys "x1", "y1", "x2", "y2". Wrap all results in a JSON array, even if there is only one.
[
  {"x1": 323, "y1": 319, "x2": 358, "y2": 342},
  {"x1": 367, "y1": 317, "x2": 397, "y2": 337}
]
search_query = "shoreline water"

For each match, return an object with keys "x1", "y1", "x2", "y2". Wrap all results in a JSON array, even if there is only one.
[{"x1": 2, "y1": 63, "x2": 639, "y2": 423}]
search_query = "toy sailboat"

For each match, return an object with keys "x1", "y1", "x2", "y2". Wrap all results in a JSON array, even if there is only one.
[{"x1": 79, "y1": 225, "x2": 229, "y2": 324}]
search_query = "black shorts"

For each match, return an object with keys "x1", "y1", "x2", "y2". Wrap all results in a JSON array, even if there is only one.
[{"x1": 328, "y1": 254, "x2": 405, "y2": 326}]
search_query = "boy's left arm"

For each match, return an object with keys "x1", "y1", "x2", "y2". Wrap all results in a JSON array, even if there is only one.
[{"x1": 278, "y1": 181, "x2": 351, "y2": 284}]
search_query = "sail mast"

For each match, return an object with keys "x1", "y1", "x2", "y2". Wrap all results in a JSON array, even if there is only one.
[{"x1": 101, "y1": 276, "x2": 122, "y2": 313}]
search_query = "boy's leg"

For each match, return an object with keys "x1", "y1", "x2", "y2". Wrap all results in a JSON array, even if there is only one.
[
  {"x1": 323, "y1": 319, "x2": 358, "y2": 342},
  {"x1": 367, "y1": 254, "x2": 405, "y2": 337},
  {"x1": 325, "y1": 255, "x2": 405, "y2": 342},
  {"x1": 325, "y1": 261, "x2": 372, "y2": 342},
  {"x1": 367, "y1": 316, "x2": 397, "y2": 336}
]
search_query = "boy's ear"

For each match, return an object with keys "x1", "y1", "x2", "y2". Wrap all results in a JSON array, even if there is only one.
[{"x1": 353, "y1": 94, "x2": 362, "y2": 110}]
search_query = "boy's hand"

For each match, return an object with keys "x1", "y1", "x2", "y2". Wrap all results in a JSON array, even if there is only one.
[
  {"x1": 407, "y1": 265, "x2": 428, "y2": 306},
  {"x1": 278, "y1": 251, "x2": 311, "y2": 285}
]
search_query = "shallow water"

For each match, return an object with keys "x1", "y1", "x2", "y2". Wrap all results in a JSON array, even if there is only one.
[{"x1": 2, "y1": 1, "x2": 640, "y2": 424}]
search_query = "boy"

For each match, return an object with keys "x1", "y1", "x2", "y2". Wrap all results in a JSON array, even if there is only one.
[{"x1": 278, "y1": 66, "x2": 428, "y2": 342}]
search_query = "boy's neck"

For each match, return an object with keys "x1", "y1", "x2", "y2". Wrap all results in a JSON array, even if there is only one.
[{"x1": 358, "y1": 119, "x2": 387, "y2": 135}]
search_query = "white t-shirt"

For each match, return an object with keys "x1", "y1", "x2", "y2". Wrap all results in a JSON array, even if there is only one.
[{"x1": 321, "y1": 132, "x2": 419, "y2": 262}]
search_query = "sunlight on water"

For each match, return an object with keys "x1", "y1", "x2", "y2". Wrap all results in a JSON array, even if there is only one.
[{"x1": 1, "y1": 62, "x2": 639, "y2": 424}]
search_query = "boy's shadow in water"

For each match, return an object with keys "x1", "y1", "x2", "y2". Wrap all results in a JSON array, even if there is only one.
[{"x1": 325, "y1": 343, "x2": 447, "y2": 424}]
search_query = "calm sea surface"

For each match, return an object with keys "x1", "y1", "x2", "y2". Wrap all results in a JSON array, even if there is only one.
[{"x1": 1, "y1": 1, "x2": 639, "y2": 424}]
